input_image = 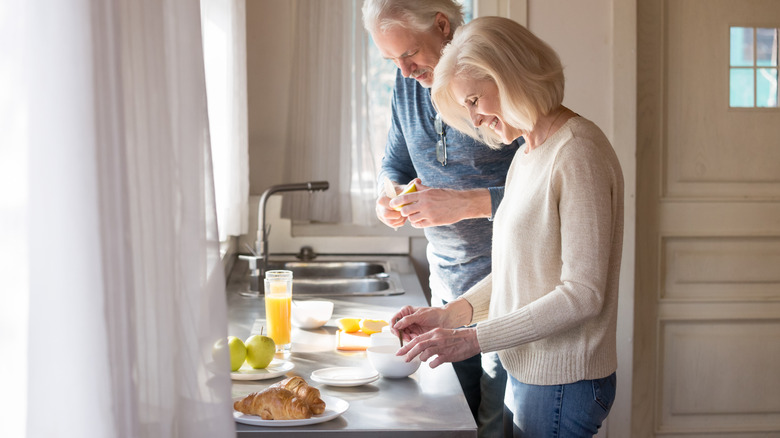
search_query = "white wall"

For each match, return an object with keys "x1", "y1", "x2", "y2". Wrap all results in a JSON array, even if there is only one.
[
  {"x1": 529, "y1": 1, "x2": 613, "y2": 133},
  {"x1": 246, "y1": 0, "x2": 294, "y2": 196}
]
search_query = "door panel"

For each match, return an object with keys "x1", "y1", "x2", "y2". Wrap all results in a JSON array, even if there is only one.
[
  {"x1": 664, "y1": 0, "x2": 780, "y2": 199},
  {"x1": 663, "y1": 236, "x2": 780, "y2": 301},
  {"x1": 660, "y1": 320, "x2": 780, "y2": 432},
  {"x1": 635, "y1": 0, "x2": 780, "y2": 436}
]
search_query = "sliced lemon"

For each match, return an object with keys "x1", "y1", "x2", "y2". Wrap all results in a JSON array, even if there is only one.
[
  {"x1": 337, "y1": 317, "x2": 361, "y2": 333},
  {"x1": 399, "y1": 182, "x2": 417, "y2": 195},
  {"x1": 359, "y1": 319, "x2": 389, "y2": 335}
]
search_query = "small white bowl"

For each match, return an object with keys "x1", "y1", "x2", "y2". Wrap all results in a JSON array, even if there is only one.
[
  {"x1": 291, "y1": 300, "x2": 334, "y2": 329},
  {"x1": 366, "y1": 345, "x2": 421, "y2": 378}
]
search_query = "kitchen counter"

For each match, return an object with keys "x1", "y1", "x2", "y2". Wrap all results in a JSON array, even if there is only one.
[{"x1": 226, "y1": 255, "x2": 477, "y2": 437}]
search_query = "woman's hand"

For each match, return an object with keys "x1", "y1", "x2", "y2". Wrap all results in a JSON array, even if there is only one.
[
  {"x1": 390, "y1": 298, "x2": 472, "y2": 339},
  {"x1": 397, "y1": 326, "x2": 481, "y2": 369},
  {"x1": 390, "y1": 305, "x2": 449, "y2": 341},
  {"x1": 390, "y1": 298, "x2": 477, "y2": 367}
]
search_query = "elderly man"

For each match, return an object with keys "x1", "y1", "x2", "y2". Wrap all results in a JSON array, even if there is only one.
[{"x1": 362, "y1": 1, "x2": 521, "y2": 436}]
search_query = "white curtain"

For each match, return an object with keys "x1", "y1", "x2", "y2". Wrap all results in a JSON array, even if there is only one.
[
  {"x1": 282, "y1": 0, "x2": 381, "y2": 226},
  {"x1": 201, "y1": 0, "x2": 249, "y2": 241},
  {"x1": 0, "y1": 1, "x2": 31, "y2": 437},
  {"x1": 9, "y1": 1, "x2": 234, "y2": 437}
]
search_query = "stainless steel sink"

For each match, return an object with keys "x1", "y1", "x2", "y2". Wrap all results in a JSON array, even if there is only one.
[
  {"x1": 254, "y1": 259, "x2": 404, "y2": 297},
  {"x1": 292, "y1": 276, "x2": 400, "y2": 297},
  {"x1": 265, "y1": 261, "x2": 386, "y2": 278}
]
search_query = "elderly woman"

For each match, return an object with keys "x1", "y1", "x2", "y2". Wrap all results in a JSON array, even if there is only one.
[{"x1": 391, "y1": 16, "x2": 624, "y2": 437}]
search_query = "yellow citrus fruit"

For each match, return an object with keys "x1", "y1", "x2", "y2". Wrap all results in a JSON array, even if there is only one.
[
  {"x1": 360, "y1": 319, "x2": 389, "y2": 335},
  {"x1": 337, "y1": 318, "x2": 361, "y2": 333},
  {"x1": 392, "y1": 182, "x2": 417, "y2": 211}
]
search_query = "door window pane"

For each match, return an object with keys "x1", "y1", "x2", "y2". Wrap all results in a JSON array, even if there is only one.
[
  {"x1": 756, "y1": 28, "x2": 778, "y2": 67},
  {"x1": 757, "y1": 68, "x2": 778, "y2": 107},
  {"x1": 730, "y1": 27, "x2": 754, "y2": 67},
  {"x1": 730, "y1": 68, "x2": 754, "y2": 107}
]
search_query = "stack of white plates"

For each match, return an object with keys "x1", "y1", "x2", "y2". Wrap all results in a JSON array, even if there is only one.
[{"x1": 310, "y1": 367, "x2": 380, "y2": 387}]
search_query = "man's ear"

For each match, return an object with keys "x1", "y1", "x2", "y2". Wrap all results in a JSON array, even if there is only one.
[{"x1": 434, "y1": 12, "x2": 451, "y2": 38}]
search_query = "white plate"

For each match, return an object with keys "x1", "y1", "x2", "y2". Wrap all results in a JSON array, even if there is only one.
[
  {"x1": 233, "y1": 394, "x2": 348, "y2": 427},
  {"x1": 231, "y1": 359, "x2": 294, "y2": 381},
  {"x1": 310, "y1": 367, "x2": 380, "y2": 387}
]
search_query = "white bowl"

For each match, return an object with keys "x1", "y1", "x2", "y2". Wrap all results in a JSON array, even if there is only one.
[
  {"x1": 366, "y1": 345, "x2": 421, "y2": 378},
  {"x1": 291, "y1": 300, "x2": 334, "y2": 329}
]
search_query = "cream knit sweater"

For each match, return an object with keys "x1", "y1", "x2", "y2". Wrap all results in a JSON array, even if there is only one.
[{"x1": 461, "y1": 117, "x2": 624, "y2": 385}]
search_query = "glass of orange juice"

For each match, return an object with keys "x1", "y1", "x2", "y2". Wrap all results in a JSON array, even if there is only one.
[{"x1": 264, "y1": 270, "x2": 293, "y2": 354}]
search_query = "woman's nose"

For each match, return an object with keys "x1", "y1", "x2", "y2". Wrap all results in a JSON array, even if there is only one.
[{"x1": 468, "y1": 107, "x2": 483, "y2": 127}]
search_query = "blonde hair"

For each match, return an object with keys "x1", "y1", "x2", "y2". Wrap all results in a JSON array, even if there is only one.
[
  {"x1": 432, "y1": 16, "x2": 565, "y2": 149},
  {"x1": 362, "y1": 0, "x2": 464, "y2": 36}
]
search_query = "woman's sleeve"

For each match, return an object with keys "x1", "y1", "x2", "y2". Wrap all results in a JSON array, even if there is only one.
[{"x1": 460, "y1": 273, "x2": 493, "y2": 324}]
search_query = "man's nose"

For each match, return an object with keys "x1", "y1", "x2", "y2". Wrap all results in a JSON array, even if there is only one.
[{"x1": 396, "y1": 59, "x2": 414, "y2": 78}]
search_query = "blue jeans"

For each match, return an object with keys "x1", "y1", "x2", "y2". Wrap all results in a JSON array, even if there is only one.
[{"x1": 507, "y1": 372, "x2": 616, "y2": 438}]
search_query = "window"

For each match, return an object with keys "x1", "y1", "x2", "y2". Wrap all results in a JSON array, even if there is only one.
[
  {"x1": 201, "y1": 0, "x2": 249, "y2": 242},
  {"x1": 730, "y1": 26, "x2": 779, "y2": 108}
]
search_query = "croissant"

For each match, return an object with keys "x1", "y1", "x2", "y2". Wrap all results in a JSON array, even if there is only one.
[
  {"x1": 272, "y1": 376, "x2": 326, "y2": 415},
  {"x1": 233, "y1": 387, "x2": 312, "y2": 420}
]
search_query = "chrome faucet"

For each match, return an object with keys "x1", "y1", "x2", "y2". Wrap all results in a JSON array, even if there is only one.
[{"x1": 250, "y1": 181, "x2": 329, "y2": 277}]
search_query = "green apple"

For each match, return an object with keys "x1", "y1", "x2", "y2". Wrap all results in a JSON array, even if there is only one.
[
  {"x1": 227, "y1": 336, "x2": 247, "y2": 371},
  {"x1": 245, "y1": 333, "x2": 275, "y2": 369}
]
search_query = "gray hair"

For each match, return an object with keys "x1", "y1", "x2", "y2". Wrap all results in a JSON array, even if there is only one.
[
  {"x1": 362, "y1": 0, "x2": 464, "y2": 36},
  {"x1": 432, "y1": 16, "x2": 565, "y2": 149}
]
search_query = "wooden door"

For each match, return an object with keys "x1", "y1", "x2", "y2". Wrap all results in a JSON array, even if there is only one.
[{"x1": 634, "y1": 0, "x2": 780, "y2": 436}]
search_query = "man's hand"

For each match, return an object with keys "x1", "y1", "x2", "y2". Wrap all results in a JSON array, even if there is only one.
[
  {"x1": 375, "y1": 192, "x2": 408, "y2": 229},
  {"x1": 390, "y1": 179, "x2": 492, "y2": 228}
]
